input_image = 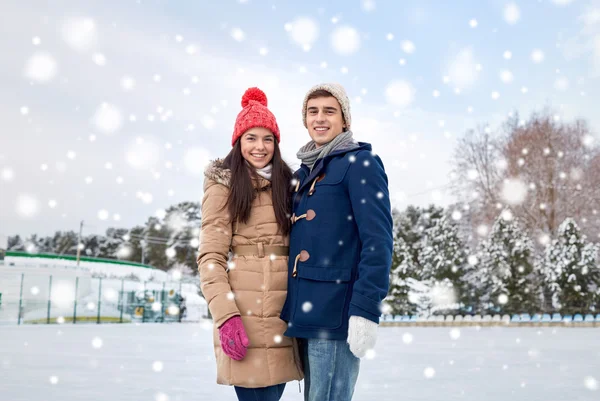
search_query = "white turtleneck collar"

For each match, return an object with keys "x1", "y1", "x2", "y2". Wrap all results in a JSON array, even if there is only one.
[{"x1": 255, "y1": 163, "x2": 273, "y2": 181}]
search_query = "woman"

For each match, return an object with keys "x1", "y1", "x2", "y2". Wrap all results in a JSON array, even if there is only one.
[{"x1": 197, "y1": 87, "x2": 303, "y2": 400}]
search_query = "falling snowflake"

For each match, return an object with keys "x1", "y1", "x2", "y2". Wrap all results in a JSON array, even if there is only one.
[
  {"x1": 302, "y1": 302, "x2": 313, "y2": 312},
  {"x1": 92, "y1": 103, "x2": 123, "y2": 135},
  {"x1": 155, "y1": 392, "x2": 169, "y2": 401},
  {"x1": 402, "y1": 333, "x2": 413, "y2": 344},
  {"x1": 500, "y1": 70, "x2": 514, "y2": 83},
  {"x1": 385, "y1": 80, "x2": 415, "y2": 108},
  {"x1": 447, "y1": 48, "x2": 479, "y2": 89},
  {"x1": 504, "y1": 3, "x2": 521, "y2": 25},
  {"x1": 500, "y1": 209, "x2": 514, "y2": 221},
  {"x1": 92, "y1": 337, "x2": 103, "y2": 349},
  {"x1": 450, "y1": 329, "x2": 461, "y2": 340},
  {"x1": 288, "y1": 17, "x2": 319, "y2": 50},
  {"x1": 24, "y1": 52, "x2": 58, "y2": 82},
  {"x1": 501, "y1": 179, "x2": 527, "y2": 205},
  {"x1": 331, "y1": 26, "x2": 360, "y2": 55},
  {"x1": 121, "y1": 76, "x2": 135, "y2": 91},
  {"x1": 61, "y1": 17, "x2": 97, "y2": 51},
  {"x1": 16, "y1": 194, "x2": 40, "y2": 218},
  {"x1": 531, "y1": 49, "x2": 545, "y2": 63},
  {"x1": 231, "y1": 28, "x2": 245, "y2": 42},
  {"x1": 92, "y1": 53, "x2": 106, "y2": 66},
  {"x1": 152, "y1": 361, "x2": 164, "y2": 372},
  {"x1": 584, "y1": 376, "x2": 598, "y2": 391},
  {"x1": 97, "y1": 210, "x2": 109, "y2": 220},
  {"x1": 424, "y1": 367, "x2": 436, "y2": 379},
  {"x1": 361, "y1": 0, "x2": 376, "y2": 12},
  {"x1": 1, "y1": 168, "x2": 14, "y2": 182},
  {"x1": 401, "y1": 40, "x2": 416, "y2": 54}
]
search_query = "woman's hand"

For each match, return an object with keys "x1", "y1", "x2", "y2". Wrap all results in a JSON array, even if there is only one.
[{"x1": 218, "y1": 316, "x2": 250, "y2": 360}]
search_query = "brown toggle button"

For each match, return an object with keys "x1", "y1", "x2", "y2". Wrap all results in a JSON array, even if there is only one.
[
  {"x1": 317, "y1": 173, "x2": 326, "y2": 182},
  {"x1": 308, "y1": 178, "x2": 317, "y2": 196},
  {"x1": 292, "y1": 250, "x2": 310, "y2": 277},
  {"x1": 306, "y1": 209, "x2": 316, "y2": 221},
  {"x1": 299, "y1": 250, "x2": 310, "y2": 262}
]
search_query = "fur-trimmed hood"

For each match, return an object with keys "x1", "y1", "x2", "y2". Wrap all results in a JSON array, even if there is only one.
[
  {"x1": 203, "y1": 159, "x2": 270, "y2": 189},
  {"x1": 204, "y1": 159, "x2": 231, "y2": 187}
]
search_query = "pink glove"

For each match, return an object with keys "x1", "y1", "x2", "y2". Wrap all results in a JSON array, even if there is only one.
[{"x1": 219, "y1": 316, "x2": 250, "y2": 361}]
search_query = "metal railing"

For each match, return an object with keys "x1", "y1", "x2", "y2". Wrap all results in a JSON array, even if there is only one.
[{"x1": 0, "y1": 273, "x2": 202, "y2": 325}]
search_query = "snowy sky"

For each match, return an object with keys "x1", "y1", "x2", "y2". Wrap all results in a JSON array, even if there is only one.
[{"x1": 1, "y1": 0, "x2": 599, "y2": 238}]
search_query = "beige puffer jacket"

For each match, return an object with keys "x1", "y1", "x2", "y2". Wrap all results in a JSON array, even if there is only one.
[{"x1": 197, "y1": 159, "x2": 303, "y2": 388}]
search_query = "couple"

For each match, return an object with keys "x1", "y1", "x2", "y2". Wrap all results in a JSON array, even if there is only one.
[{"x1": 197, "y1": 83, "x2": 393, "y2": 401}]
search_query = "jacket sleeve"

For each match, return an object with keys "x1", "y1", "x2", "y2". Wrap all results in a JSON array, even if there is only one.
[
  {"x1": 345, "y1": 150, "x2": 393, "y2": 324},
  {"x1": 197, "y1": 181, "x2": 240, "y2": 327}
]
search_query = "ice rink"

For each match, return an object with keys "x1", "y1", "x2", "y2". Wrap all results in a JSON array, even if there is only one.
[{"x1": 1, "y1": 323, "x2": 599, "y2": 401}]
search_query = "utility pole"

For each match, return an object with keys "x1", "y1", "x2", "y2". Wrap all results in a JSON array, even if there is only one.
[
  {"x1": 76, "y1": 220, "x2": 84, "y2": 266},
  {"x1": 141, "y1": 239, "x2": 146, "y2": 265}
]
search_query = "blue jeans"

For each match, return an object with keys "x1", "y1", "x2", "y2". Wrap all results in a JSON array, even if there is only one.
[
  {"x1": 234, "y1": 383, "x2": 286, "y2": 401},
  {"x1": 299, "y1": 338, "x2": 360, "y2": 401}
]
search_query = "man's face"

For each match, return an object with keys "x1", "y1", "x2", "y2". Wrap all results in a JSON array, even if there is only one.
[{"x1": 305, "y1": 96, "x2": 346, "y2": 148}]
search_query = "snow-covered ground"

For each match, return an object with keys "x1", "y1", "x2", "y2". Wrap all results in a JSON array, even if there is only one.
[{"x1": 1, "y1": 324, "x2": 599, "y2": 401}]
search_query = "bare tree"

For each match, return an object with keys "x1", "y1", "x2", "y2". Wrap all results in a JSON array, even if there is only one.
[
  {"x1": 452, "y1": 109, "x2": 600, "y2": 242},
  {"x1": 450, "y1": 125, "x2": 504, "y2": 241}
]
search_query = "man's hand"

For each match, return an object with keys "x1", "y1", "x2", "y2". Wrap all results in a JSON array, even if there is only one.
[{"x1": 347, "y1": 315, "x2": 378, "y2": 358}]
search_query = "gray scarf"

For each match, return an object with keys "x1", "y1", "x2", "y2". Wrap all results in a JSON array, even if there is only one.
[{"x1": 296, "y1": 130, "x2": 359, "y2": 171}]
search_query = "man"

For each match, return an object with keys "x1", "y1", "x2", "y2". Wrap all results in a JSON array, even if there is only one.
[{"x1": 280, "y1": 83, "x2": 393, "y2": 401}]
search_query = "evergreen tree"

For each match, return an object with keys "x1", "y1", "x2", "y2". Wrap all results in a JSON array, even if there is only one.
[
  {"x1": 475, "y1": 210, "x2": 540, "y2": 314},
  {"x1": 418, "y1": 215, "x2": 469, "y2": 314},
  {"x1": 386, "y1": 235, "x2": 418, "y2": 316},
  {"x1": 542, "y1": 218, "x2": 600, "y2": 314},
  {"x1": 7, "y1": 235, "x2": 25, "y2": 251},
  {"x1": 386, "y1": 205, "x2": 445, "y2": 316}
]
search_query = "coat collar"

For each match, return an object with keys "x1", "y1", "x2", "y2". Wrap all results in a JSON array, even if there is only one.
[{"x1": 296, "y1": 142, "x2": 372, "y2": 193}]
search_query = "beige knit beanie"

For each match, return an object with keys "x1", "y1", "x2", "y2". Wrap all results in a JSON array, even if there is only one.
[{"x1": 302, "y1": 83, "x2": 351, "y2": 130}]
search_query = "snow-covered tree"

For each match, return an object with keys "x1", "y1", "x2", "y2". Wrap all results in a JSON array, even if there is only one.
[
  {"x1": 542, "y1": 218, "x2": 600, "y2": 314},
  {"x1": 165, "y1": 202, "x2": 201, "y2": 272},
  {"x1": 471, "y1": 210, "x2": 540, "y2": 314},
  {"x1": 385, "y1": 236, "x2": 418, "y2": 316},
  {"x1": 386, "y1": 205, "x2": 451, "y2": 316},
  {"x1": 7, "y1": 235, "x2": 25, "y2": 251},
  {"x1": 418, "y1": 215, "x2": 469, "y2": 314}
]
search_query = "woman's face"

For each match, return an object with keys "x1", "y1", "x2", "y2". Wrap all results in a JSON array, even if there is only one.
[{"x1": 240, "y1": 127, "x2": 276, "y2": 169}]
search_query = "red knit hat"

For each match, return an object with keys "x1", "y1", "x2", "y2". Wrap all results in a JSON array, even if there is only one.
[{"x1": 232, "y1": 87, "x2": 280, "y2": 146}]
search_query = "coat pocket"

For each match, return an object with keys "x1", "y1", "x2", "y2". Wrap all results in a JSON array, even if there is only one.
[{"x1": 292, "y1": 266, "x2": 352, "y2": 330}]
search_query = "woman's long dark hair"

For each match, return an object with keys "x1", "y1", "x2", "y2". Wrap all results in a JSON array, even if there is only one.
[{"x1": 223, "y1": 139, "x2": 294, "y2": 235}]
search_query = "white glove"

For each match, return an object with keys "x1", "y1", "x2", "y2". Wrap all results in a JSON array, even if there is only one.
[{"x1": 347, "y1": 315, "x2": 378, "y2": 359}]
